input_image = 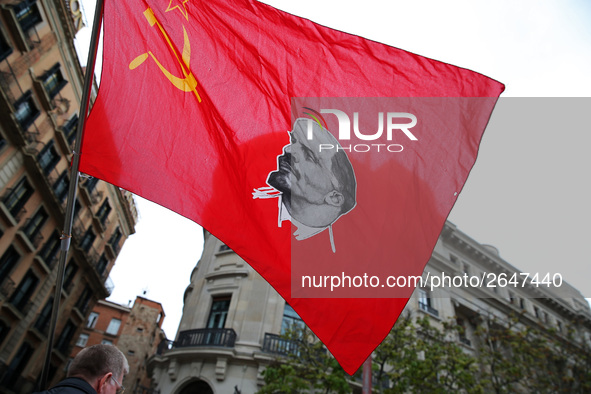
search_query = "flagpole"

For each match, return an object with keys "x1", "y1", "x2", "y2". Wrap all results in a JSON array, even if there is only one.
[
  {"x1": 39, "y1": 0, "x2": 104, "y2": 389},
  {"x1": 362, "y1": 354, "x2": 372, "y2": 394}
]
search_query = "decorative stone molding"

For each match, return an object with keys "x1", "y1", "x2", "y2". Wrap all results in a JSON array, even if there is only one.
[
  {"x1": 215, "y1": 357, "x2": 228, "y2": 381},
  {"x1": 167, "y1": 359, "x2": 178, "y2": 381}
]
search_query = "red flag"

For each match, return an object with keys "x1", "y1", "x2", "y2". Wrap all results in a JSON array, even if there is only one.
[{"x1": 80, "y1": 0, "x2": 503, "y2": 374}]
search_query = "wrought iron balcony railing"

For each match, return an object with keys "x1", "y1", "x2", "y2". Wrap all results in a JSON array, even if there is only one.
[
  {"x1": 1, "y1": 187, "x2": 28, "y2": 223},
  {"x1": 419, "y1": 301, "x2": 439, "y2": 317},
  {"x1": 176, "y1": 328, "x2": 237, "y2": 348},
  {"x1": 0, "y1": 278, "x2": 15, "y2": 299},
  {"x1": 459, "y1": 336, "x2": 472, "y2": 347},
  {"x1": 21, "y1": 223, "x2": 44, "y2": 249},
  {"x1": 262, "y1": 333, "x2": 300, "y2": 355},
  {"x1": 155, "y1": 329, "x2": 238, "y2": 355}
]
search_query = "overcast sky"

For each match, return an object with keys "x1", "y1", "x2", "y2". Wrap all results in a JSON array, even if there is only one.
[{"x1": 75, "y1": 0, "x2": 591, "y2": 338}]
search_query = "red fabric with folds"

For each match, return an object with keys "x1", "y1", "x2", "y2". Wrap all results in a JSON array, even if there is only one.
[{"x1": 80, "y1": 0, "x2": 504, "y2": 374}]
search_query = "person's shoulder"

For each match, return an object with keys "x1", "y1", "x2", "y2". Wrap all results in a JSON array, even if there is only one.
[{"x1": 33, "y1": 377, "x2": 97, "y2": 394}]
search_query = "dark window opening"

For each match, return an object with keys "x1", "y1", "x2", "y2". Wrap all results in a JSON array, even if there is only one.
[
  {"x1": 75, "y1": 286, "x2": 92, "y2": 315},
  {"x1": 74, "y1": 199, "x2": 82, "y2": 217},
  {"x1": 96, "y1": 198, "x2": 111, "y2": 225},
  {"x1": 418, "y1": 288, "x2": 439, "y2": 317},
  {"x1": 96, "y1": 255, "x2": 108, "y2": 275},
  {"x1": 0, "y1": 134, "x2": 7, "y2": 152},
  {"x1": 41, "y1": 63, "x2": 67, "y2": 99},
  {"x1": 2, "y1": 177, "x2": 33, "y2": 218},
  {"x1": 63, "y1": 261, "x2": 78, "y2": 292},
  {"x1": 34, "y1": 297, "x2": 53, "y2": 335},
  {"x1": 109, "y1": 227, "x2": 122, "y2": 249},
  {"x1": 84, "y1": 177, "x2": 98, "y2": 194},
  {"x1": 9, "y1": 269, "x2": 39, "y2": 310},
  {"x1": 22, "y1": 206, "x2": 48, "y2": 245},
  {"x1": 39, "y1": 232, "x2": 60, "y2": 268},
  {"x1": 14, "y1": 90, "x2": 40, "y2": 130},
  {"x1": 53, "y1": 170, "x2": 69, "y2": 202},
  {"x1": 281, "y1": 304, "x2": 304, "y2": 335},
  {"x1": 13, "y1": 0, "x2": 43, "y2": 32},
  {"x1": 0, "y1": 320, "x2": 9, "y2": 345},
  {"x1": 79, "y1": 227, "x2": 95, "y2": 252},
  {"x1": 0, "y1": 29, "x2": 13, "y2": 62},
  {"x1": 0, "y1": 245, "x2": 20, "y2": 280},
  {"x1": 0, "y1": 342, "x2": 34, "y2": 388},
  {"x1": 37, "y1": 140, "x2": 60, "y2": 175},
  {"x1": 207, "y1": 296, "x2": 231, "y2": 329},
  {"x1": 179, "y1": 381, "x2": 213, "y2": 394},
  {"x1": 55, "y1": 320, "x2": 76, "y2": 354},
  {"x1": 62, "y1": 115, "x2": 78, "y2": 145}
]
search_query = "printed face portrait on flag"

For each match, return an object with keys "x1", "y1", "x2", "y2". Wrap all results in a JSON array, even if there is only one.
[{"x1": 255, "y1": 118, "x2": 356, "y2": 248}]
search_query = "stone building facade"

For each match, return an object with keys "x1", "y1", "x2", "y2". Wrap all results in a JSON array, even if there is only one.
[
  {"x1": 0, "y1": 1, "x2": 137, "y2": 392},
  {"x1": 70, "y1": 299, "x2": 131, "y2": 356},
  {"x1": 117, "y1": 296, "x2": 165, "y2": 394},
  {"x1": 150, "y1": 230, "x2": 284, "y2": 394},
  {"x1": 70, "y1": 296, "x2": 165, "y2": 394},
  {"x1": 148, "y1": 224, "x2": 591, "y2": 393}
]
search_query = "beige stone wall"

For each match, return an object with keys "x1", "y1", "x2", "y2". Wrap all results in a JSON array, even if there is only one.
[{"x1": 118, "y1": 297, "x2": 164, "y2": 391}]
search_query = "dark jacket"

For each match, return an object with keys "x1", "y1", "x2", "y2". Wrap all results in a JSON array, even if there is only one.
[{"x1": 34, "y1": 377, "x2": 97, "y2": 394}]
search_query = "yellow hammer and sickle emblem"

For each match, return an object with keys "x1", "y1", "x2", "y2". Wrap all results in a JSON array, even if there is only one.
[{"x1": 129, "y1": 8, "x2": 201, "y2": 102}]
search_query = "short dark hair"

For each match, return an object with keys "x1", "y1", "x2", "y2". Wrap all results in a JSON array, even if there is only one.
[
  {"x1": 331, "y1": 149, "x2": 356, "y2": 214},
  {"x1": 68, "y1": 344, "x2": 128, "y2": 381}
]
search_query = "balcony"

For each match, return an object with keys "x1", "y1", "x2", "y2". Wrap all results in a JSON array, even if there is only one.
[
  {"x1": 104, "y1": 242, "x2": 116, "y2": 259},
  {"x1": 74, "y1": 298, "x2": 91, "y2": 317},
  {"x1": 262, "y1": 333, "x2": 300, "y2": 355},
  {"x1": 30, "y1": 314, "x2": 50, "y2": 339},
  {"x1": 16, "y1": 225, "x2": 44, "y2": 252},
  {"x1": 176, "y1": 328, "x2": 237, "y2": 348},
  {"x1": 419, "y1": 301, "x2": 439, "y2": 318},
  {"x1": 1, "y1": 0, "x2": 42, "y2": 52},
  {"x1": 63, "y1": 278, "x2": 76, "y2": 295},
  {"x1": 4, "y1": 299, "x2": 33, "y2": 319},
  {"x1": 153, "y1": 329, "x2": 237, "y2": 357},
  {"x1": 91, "y1": 213, "x2": 108, "y2": 234},
  {"x1": 0, "y1": 187, "x2": 29, "y2": 226},
  {"x1": 13, "y1": 90, "x2": 40, "y2": 134},
  {"x1": 0, "y1": 278, "x2": 15, "y2": 299},
  {"x1": 13, "y1": 0, "x2": 43, "y2": 32},
  {"x1": 459, "y1": 336, "x2": 472, "y2": 347},
  {"x1": 79, "y1": 177, "x2": 103, "y2": 205},
  {"x1": 56, "y1": 115, "x2": 78, "y2": 152},
  {"x1": 95, "y1": 256, "x2": 108, "y2": 278},
  {"x1": 106, "y1": 229, "x2": 122, "y2": 259}
]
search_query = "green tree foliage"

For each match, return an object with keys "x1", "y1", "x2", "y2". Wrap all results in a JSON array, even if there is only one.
[
  {"x1": 259, "y1": 327, "x2": 351, "y2": 394},
  {"x1": 378, "y1": 315, "x2": 482, "y2": 394},
  {"x1": 474, "y1": 314, "x2": 543, "y2": 393},
  {"x1": 259, "y1": 312, "x2": 591, "y2": 393},
  {"x1": 472, "y1": 312, "x2": 591, "y2": 393}
]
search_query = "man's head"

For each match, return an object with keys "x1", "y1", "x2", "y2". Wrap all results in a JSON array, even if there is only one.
[
  {"x1": 268, "y1": 118, "x2": 356, "y2": 227},
  {"x1": 68, "y1": 344, "x2": 129, "y2": 394}
]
